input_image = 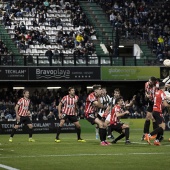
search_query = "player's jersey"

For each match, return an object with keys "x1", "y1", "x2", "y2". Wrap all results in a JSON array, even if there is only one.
[
  {"x1": 17, "y1": 97, "x2": 30, "y2": 116},
  {"x1": 145, "y1": 81, "x2": 157, "y2": 102},
  {"x1": 111, "y1": 97, "x2": 116, "y2": 106},
  {"x1": 109, "y1": 105, "x2": 123, "y2": 125},
  {"x1": 85, "y1": 92, "x2": 98, "y2": 116},
  {"x1": 98, "y1": 94, "x2": 111, "y2": 117},
  {"x1": 164, "y1": 91, "x2": 170, "y2": 104},
  {"x1": 153, "y1": 89, "x2": 166, "y2": 113},
  {"x1": 61, "y1": 95, "x2": 78, "y2": 115},
  {"x1": 163, "y1": 76, "x2": 170, "y2": 84}
]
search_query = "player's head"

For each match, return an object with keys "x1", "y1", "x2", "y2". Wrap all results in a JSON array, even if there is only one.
[
  {"x1": 115, "y1": 96, "x2": 124, "y2": 105},
  {"x1": 68, "y1": 87, "x2": 75, "y2": 96},
  {"x1": 149, "y1": 76, "x2": 157, "y2": 86},
  {"x1": 93, "y1": 84, "x2": 102, "y2": 97},
  {"x1": 101, "y1": 87, "x2": 107, "y2": 96},
  {"x1": 159, "y1": 82, "x2": 165, "y2": 90},
  {"x1": 23, "y1": 90, "x2": 29, "y2": 98},
  {"x1": 114, "y1": 88, "x2": 120, "y2": 98}
]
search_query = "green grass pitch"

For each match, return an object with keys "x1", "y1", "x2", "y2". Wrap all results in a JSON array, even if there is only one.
[{"x1": 0, "y1": 119, "x2": 170, "y2": 170}]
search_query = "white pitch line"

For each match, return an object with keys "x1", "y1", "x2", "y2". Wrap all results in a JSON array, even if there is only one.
[
  {"x1": 0, "y1": 152, "x2": 170, "y2": 159},
  {"x1": 0, "y1": 164, "x2": 19, "y2": 170}
]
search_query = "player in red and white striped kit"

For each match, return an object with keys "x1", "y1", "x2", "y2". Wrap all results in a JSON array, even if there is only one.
[
  {"x1": 85, "y1": 84, "x2": 110, "y2": 146},
  {"x1": 141, "y1": 77, "x2": 159, "y2": 141},
  {"x1": 55, "y1": 87, "x2": 85, "y2": 143},
  {"x1": 105, "y1": 96, "x2": 131, "y2": 144},
  {"x1": 9, "y1": 90, "x2": 35, "y2": 142},
  {"x1": 144, "y1": 82, "x2": 170, "y2": 145}
]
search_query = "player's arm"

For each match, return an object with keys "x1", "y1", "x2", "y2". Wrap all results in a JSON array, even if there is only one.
[
  {"x1": 58, "y1": 102, "x2": 63, "y2": 119},
  {"x1": 15, "y1": 104, "x2": 20, "y2": 121},
  {"x1": 125, "y1": 95, "x2": 136, "y2": 107},
  {"x1": 165, "y1": 84, "x2": 170, "y2": 88},
  {"x1": 116, "y1": 110, "x2": 129, "y2": 117},
  {"x1": 93, "y1": 98, "x2": 105, "y2": 108},
  {"x1": 75, "y1": 103, "x2": 78, "y2": 116}
]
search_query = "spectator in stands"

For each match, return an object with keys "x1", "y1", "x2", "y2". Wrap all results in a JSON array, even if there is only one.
[
  {"x1": 55, "y1": 16, "x2": 63, "y2": 28},
  {"x1": 157, "y1": 35, "x2": 164, "y2": 48},
  {"x1": 53, "y1": 49, "x2": 60, "y2": 61},
  {"x1": 45, "y1": 48, "x2": 53, "y2": 62},
  {"x1": 75, "y1": 33, "x2": 84, "y2": 47},
  {"x1": 156, "y1": 45, "x2": 164, "y2": 62},
  {"x1": 32, "y1": 19, "x2": 39, "y2": 27},
  {"x1": 110, "y1": 12, "x2": 116, "y2": 26},
  {"x1": 20, "y1": 22, "x2": 26, "y2": 34},
  {"x1": 19, "y1": 38, "x2": 27, "y2": 51},
  {"x1": 89, "y1": 26, "x2": 96, "y2": 37},
  {"x1": 47, "y1": 111, "x2": 55, "y2": 120},
  {"x1": 43, "y1": 0, "x2": 50, "y2": 7},
  {"x1": 73, "y1": 15, "x2": 79, "y2": 29}
]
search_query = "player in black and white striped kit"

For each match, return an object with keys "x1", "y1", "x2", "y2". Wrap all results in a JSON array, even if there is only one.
[{"x1": 95, "y1": 87, "x2": 112, "y2": 140}]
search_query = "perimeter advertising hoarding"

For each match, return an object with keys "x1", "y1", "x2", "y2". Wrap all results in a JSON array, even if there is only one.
[
  {"x1": 101, "y1": 66, "x2": 160, "y2": 80},
  {"x1": 0, "y1": 67, "x2": 28, "y2": 80},
  {"x1": 0, "y1": 120, "x2": 76, "y2": 134},
  {"x1": 0, "y1": 67, "x2": 100, "y2": 81},
  {"x1": 29, "y1": 67, "x2": 100, "y2": 80}
]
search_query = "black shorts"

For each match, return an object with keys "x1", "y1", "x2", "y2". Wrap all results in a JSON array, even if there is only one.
[
  {"x1": 61, "y1": 114, "x2": 78, "y2": 123},
  {"x1": 97, "y1": 114, "x2": 106, "y2": 121},
  {"x1": 152, "y1": 111, "x2": 165, "y2": 125},
  {"x1": 147, "y1": 101, "x2": 154, "y2": 112},
  {"x1": 110, "y1": 123, "x2": 124, "y2": 134},
  {"x1": 86, "y1": 113, "x2": 96, "y2": 125},
  {"x1": 15, "y1": 116, "x2": 32, "y2": 125}
]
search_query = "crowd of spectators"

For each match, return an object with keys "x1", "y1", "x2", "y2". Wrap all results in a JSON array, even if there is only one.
[
  {"x1": 0, "y1": 39, "x2": 13, "y2": 65},
  {"x1": 1, "y1": 87, "x2": 167, "y2": 122},
  {"x1": 94, "y1": 0, "x2": 170, "y2": 62},
  {"x1": 0, "y1": 0, "x2": 97, "y2": 64}
]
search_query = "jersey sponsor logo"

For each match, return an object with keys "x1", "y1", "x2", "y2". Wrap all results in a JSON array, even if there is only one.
[{"x1": 89, "y1": 114, "x2": 95, "y2": 118}]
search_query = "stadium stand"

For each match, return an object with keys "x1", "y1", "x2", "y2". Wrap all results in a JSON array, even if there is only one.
[
  {"x1": 0, "y1": 0, "x2": 98, "y2": 66},
  {"x1": 1, "y1": 0, "x2": 169, "y2": 66},
  {"x1": 91, "y1": 0, "x2": 170, "y2": 65}
]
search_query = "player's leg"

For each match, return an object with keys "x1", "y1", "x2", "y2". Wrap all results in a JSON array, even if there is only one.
[
  {"x1": 123, "y1": 124, "x2": 131, "y2": 144},
  {"x1": 111, "y1": 124, "x2": 125, "y2": 144},
  {"x1": 95, "y1": 118, "x2": 108, "y2": 145},
  {"x1": 95, "y1": 124, "x2": 99, "y2": 139},
  {"x1": 27, "y1": 123, "x2": 35, "y2": 142},
  {"x1": 145, "y1": 111, "x2": 164, "y2": 145},
  {"x1": 9, "y1": 117, "x2": 23, "y2": 142},
  {"x1": 55, "y1": 116, "x2": 66, "y2": 142},
  {"x1": 107, "y1": 125, "x2": 114, "y2": 139},
  {"x1": 142, "y1": 101, "x2": 154, "y2": 140},
  {"x1": 9, "y1": 124, "x2": 19, "y2": 142},
  {"x1": 142, "y1": 111, "x2": 152, "y2": 140},
  {"x1": 74, "y1": 120, "x2": 86, "y2": 142}
]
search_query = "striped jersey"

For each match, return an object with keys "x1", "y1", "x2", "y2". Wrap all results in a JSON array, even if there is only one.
[
  {"x1": 61, "y1": 95, "x2": 79, "y2": 115},
  {"x1": 98, "y1": 94, "x2": 111, "y2": 116},
  {"x1": 145, "y1": 81, "x2": 157, "y2": 102},
  {"x1": 110, "y1": 105, "x2": 122, "y2": 125},
  {"x1": 163, "y1": 76, "x2": 170, "y2": 84},
  {"x1": 17, "y1": 97, "x2": 30, "y2": 116},
  {"x1": 85, "y1": 92, "x2": 98, "y2": 116},
  {"x1": 153, "y1": 89, "x2": 166, "y2": 113}
]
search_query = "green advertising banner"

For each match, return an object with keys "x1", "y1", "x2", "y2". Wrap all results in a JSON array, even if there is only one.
[{"x1": 101, "y1": 66, "x2": 160, "y2": 80}]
